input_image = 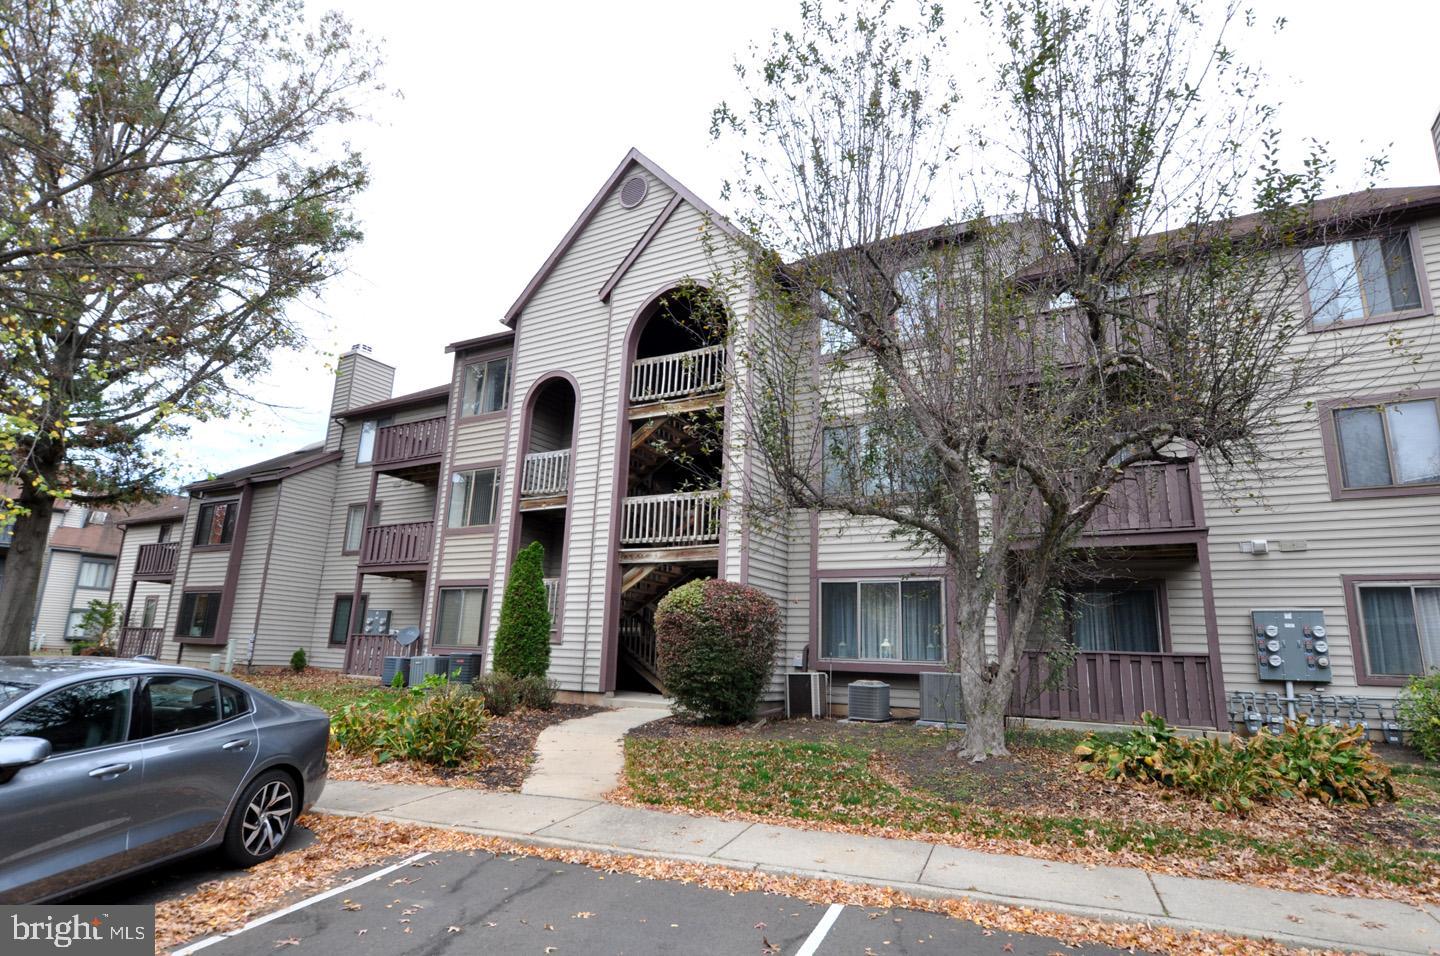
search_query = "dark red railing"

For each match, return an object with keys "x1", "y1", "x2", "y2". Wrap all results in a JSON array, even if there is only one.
[
  {"x1": 373, "y1": 416, "x2": 447, "y2": 468},
  {"x1": 116, "y1": 626, "x2": 164, "y2": 659},
  {"x1": 1086, "y1": 462, "x2": 1197, "y2": 535},
  {"x1": 359, "y1": 521, "x2": 433, "y2": 569},
  {"x1": 1009, "y1": 649, "x2": 1219, "y2": 728},
  {"x1": 134, "y1": 542, "x2": 178, "y2": 578},
  {"x1": 343, "y1": 633, "x2": 421, "y2": 676}
]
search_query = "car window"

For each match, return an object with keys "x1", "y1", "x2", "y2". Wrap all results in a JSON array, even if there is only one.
[
  {"x1": 0, "y1": 680, "x2": 36, "y2": 704},
  {"x1": 219, "y1": 684, "x2": 249, "y2": 720},
  {"x1": 0, "y1": 678, "x2": 134, "y2": 755},
  {"x1": 142, "y1": 676, "x2": 221, "y2": 737}
]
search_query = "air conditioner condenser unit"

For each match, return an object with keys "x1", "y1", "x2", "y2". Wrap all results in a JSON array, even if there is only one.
[
  {"x1": 847, "y1": 680, "x2": 891, "y2": 722},
  {"x1": 785, "y1": 672, "x2": 829, "y2": 718},
  {"x1": 917, "y1": 671, "x2": 965, "y2": 727}
]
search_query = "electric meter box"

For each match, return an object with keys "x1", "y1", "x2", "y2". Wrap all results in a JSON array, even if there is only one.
[{"x1": 1250, "y1": 609, "x2": 1332, "y2": 683}]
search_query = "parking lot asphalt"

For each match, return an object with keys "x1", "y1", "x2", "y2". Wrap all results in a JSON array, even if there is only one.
[{"x1": 187, "y1": 850, "x2": 1143, "y2": 956}]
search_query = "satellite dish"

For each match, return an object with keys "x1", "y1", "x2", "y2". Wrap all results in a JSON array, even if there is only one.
[{"x1": 394, "y1": 626, "x2": 422, "y2": 647}]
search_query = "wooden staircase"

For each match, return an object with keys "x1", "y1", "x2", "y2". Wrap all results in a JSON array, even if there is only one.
[{"x1": 617, "y1": 563, "x2": 698, "y2": 694}]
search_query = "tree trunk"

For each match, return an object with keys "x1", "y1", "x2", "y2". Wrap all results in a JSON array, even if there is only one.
[
  {"x1": 0, "y1": 492, "x2": 55, "y2": 656},
  {"x1": 949, "y1": 565, "x2": 1016, "y2": 761},
  {"x1": 958, "y1": 696, "x2": 1009, "y2": 758}
]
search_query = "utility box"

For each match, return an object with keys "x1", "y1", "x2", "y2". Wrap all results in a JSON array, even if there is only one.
[{"x1": 1251, "y1": 609, "x2": 1332, "y2": 683}]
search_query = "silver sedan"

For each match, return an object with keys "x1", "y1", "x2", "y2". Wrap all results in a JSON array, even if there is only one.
[{"x1": 0, "y1": 657, "x2": 329, "y2": 902}]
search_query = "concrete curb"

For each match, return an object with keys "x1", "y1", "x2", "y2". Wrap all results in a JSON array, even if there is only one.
[{"x1": 314, "y1": 807, "x2": 1423, "y2": 956}]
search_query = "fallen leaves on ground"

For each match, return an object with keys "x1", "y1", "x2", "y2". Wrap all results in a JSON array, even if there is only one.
[{"x1": 157, "y1": 814, "x2": 1347, "y2": 956}]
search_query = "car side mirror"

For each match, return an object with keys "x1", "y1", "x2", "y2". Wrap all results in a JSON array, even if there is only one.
[{"x1": 0, "y1": 736, "x2": 52, "y2": 784}]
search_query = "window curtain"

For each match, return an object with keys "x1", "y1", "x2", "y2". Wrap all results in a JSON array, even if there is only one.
[
  {"x1": 1385, "y1": 401, "x2": 1440, "y2": 485},
  {"x1": 820, "y1": 582, "x2": 857, "y2": 658},
  {"x1": 1071, "y1": 588, "x2": 1160, "y2": 653},
  {"x1": 901, "y1": 581, "x2": 943, "y2": 662},
  {"x1": 1360, "y1": 586, "x2": 1423, "y2": 676},
  {"x1": 1417, "y1": 588, "x2": 1440, "y2": 673},
  {"x1": 1357, "y1": 234, "x2": 1422, "y2": 316},
  {"x1": 860, "y1": 582, "x2": 899, "y2": 659}
]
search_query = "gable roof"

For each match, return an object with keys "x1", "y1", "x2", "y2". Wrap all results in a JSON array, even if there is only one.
[
  {"x1": 502, "y1": 148, "x2": 742, "y2": 326},
  {"x1": 48, "y1": 523, "x2": 123, "y2": 557},
  {"x1": 186, "y1": 442, "x2": 333, "y2": 494},
  {"x1": 337, "y1": 384, "x2": 451, "y2": 421},
  {"x1": 115, "y1": 495, "x2": 188, "y2": 529}
]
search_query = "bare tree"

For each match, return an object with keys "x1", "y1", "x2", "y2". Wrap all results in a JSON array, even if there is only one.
[
  {"x1": 0, "y1": 0, "x2": 381, "y2": 653},
  {"x1": 715, "y1": 0, "x2": 1367, "y2": 758}
]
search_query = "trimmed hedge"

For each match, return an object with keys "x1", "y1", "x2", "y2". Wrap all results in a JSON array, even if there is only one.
[
  {"x1": 492, "y1": 542, "x2": 551, "y2": 679},
  {"x1": 655, "y1": 578, "x2": 780, "y2": 724}
]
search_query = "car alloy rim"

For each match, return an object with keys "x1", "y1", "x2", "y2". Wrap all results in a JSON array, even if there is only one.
[{"x1": 241, "y1": 780, "x2": 294, "y2": 856}]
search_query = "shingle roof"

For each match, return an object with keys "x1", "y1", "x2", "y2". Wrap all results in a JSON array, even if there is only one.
[{"x1": 185, "y1": 442, "x2": 331, "y2": 493}]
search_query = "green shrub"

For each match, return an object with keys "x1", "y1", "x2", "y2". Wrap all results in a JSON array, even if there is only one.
[
  {"x1": 491, "y1": 542, "x2": 551, "y2": 679},
  {"x1": 289, "y1": 648, "x2": 308, "y2": 672},
  {"x1": 1398, "y1": 673, "x2": 1440, "y2": 760},
  {"x1": 473, "y1": 671, "x2": 556, "y2": 717},
  {"x1": 377, "y1": 683, "x2": 489, "y2": 767},
  {"x1": 1075, "y1": 712, "x2": 1395, "y2": 812},
  {"x1": 655, "y1": 579, "x2": 780, "y2": 725},
  {"x1": 330, "y1": 681, "x2": 488, "y2": 767},
  {"x1": 390, "y1": 668, "x2": 406, "y2": 689}
]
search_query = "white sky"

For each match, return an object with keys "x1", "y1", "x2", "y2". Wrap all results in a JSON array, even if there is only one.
[{"x1": 172, "y1": 0, "x2": 1440, "y2": 481}]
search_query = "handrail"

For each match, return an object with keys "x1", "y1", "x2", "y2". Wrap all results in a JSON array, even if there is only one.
[
  {"x1": 620, "y1": 490, "x2": 722, "y2": 546},
  {"x1": 630, "y1": 344, "x2": 726, "y2": 404},
  {"x1": 359, "y1": 521, "x2": 433, "y2": 567},
  {"x1": 135, "y1": 541, "x2": 179, "y2": 577},
  {"x1": 522, "y1": 449, "x2": 571, "y2": 498},
  {"x1": 373, "y1": 416, "x2": 447, "y2": 467}
]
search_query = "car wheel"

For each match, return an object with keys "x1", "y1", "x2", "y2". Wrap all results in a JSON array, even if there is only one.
[{"x1": 223, "y1": 770, "x2": 298, "y2": 867}]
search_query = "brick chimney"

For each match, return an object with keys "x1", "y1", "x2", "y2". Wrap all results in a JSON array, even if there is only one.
[{"x1": 325, "y1": 344, "x2": 396, "y2": 451}]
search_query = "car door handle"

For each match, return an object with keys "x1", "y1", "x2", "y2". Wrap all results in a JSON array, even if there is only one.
[
  {"x1": 88, "y1": 763, "x2": 132, "y2": 779},
  {"x1": 221, "y1": 739, "x2": 251, "y2": 751}
]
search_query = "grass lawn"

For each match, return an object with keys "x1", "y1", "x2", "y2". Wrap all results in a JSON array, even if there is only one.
[
  {"x1": 238, "y1": 667, "x2": 598, "y2": 791},
  {"x1": 618, "y1": 718, "x2": 1440, "y2": 903}
]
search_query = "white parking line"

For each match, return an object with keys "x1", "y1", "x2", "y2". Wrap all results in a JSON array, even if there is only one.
[
  {"x1": 171, "y1": 851, "x2": 431, "y2": 955},
  {"x1": 794, "y1": 903, "x2": 844, "y2": 956}
]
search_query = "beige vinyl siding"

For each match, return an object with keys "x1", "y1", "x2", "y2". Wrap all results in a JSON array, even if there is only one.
[
  {"x1": 247, "y1": 463, "x2": 337, "y2": 667},
  {"x1": 487, "y1": 165, "x2": 690, "y2": 692},
  {"x1": 214, "y1": 484, "x2": 279, "y2": 663},
  {"x1": 109, "y1": 520, "x2": 176, "y2": 637},
  {"x1": 1201, "y1": 216, "x2": 1440, "y2": 700},
  {"x1": 32, "y1": 550, "x2": 81, "y2": 650}
]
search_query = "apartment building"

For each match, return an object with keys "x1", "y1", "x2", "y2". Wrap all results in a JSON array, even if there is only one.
[{"x1": 108, "y1": 144, "x2": 1440, "y2": 732}]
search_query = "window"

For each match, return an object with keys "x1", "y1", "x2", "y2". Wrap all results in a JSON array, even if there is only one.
[
  {"x1": 435, "y1": 587, "x2": 487, "y2": 647},
  {"x1": 64, "y1": 610, "x2": 88, "y2": 639},
  {"x1": 448, "y1": 468, "x2": 498, "y2": 527},
  {"x1": 141, "y1": 595, "x2": 159, "y2": 628},
  {"x1": 821, "y1": 424, "x2": 926, "y2": 497},
  {"x1": 140, "y1": 676, "x2": 222, "y2": 736},
  {"x1": 1357, "y1": 583, "x2": 1440, "y2": 678},
  {"x1": 220, "y1": 684, "x2": 250, "y2": 719},
  {"x1": 818, "y1": 292, "x2": 857, "y2": 354},
  {"x1": 1067, "y1": 586, "x2": 1162, "y2": 653},
  {"x1": 1304, "y1": 232, "x2": 1424, "y2": 327},
  {"x1": 77, "y1": 556, "x2": 115, "y2": 590},
  {"x1": 1333, "y1": 399, "x2": 1440, "y2": 490},
  {"x1": 0, "y1": 677, "x2": 134, "y2": 755},
  {"x1": 157, "y1": 522, "x2": 173, "y2": 543},
  {"x1": 462, "y1": 358, "x2": 511, "y2": 415},
  {"x1": 820, "y1": 579, "x2": 943, "y2": 662},
  {"x1": 193, "y1": 500, "x2": 238, "y2": 547},
  {"x1": 343, "y1": 502, "x2": 381, "y2": 553},
  {"x1": 176, "y1": 590, "x2": 222, "y2": 641},
  {"x1": 328, "y1": 594, "x2": 368, "y2": 645},
  {"x1": 355, "y1": 416, "x2": 392, "y2": 465},
  {"x1": 894, "y1": 267, "x2": 938, "y2": 336},
  {"x1": 87, "y1": 510, "x2": 108, "y2": 526}
]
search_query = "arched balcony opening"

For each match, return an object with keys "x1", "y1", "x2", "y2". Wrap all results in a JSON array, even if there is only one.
[{"x1": 520, "y1": 377, "x2": 577, "y2": 503}]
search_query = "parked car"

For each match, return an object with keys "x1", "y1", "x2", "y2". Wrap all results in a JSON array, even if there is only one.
[{"x1": 0, "y1": 657, "x2": 329, "y2": 902}]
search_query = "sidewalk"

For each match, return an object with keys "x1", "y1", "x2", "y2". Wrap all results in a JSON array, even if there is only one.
[{"x1": 315, "y1": 779, "x2": 1439, "y2": 955}]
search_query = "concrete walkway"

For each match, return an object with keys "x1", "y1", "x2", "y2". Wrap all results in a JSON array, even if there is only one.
[
  {"x1": 315, "y1": 780, "x2": 1438, "y2": 955},
  {"x1": 521, "y1": 705, "x2": 670, "y2": 800}
]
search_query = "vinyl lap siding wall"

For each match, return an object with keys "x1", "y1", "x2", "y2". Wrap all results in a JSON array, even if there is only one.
[
  {"x1": 1202, "y1": 216, "x2": 1440, "y2": 700},
  {"x1": 32, "y1": 550, "x2": 80, "y2": 649},
  {"x1": 249, "y1": 464, "x2": 335, "y2": 668}
]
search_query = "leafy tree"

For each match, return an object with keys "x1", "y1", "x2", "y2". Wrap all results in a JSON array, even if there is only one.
[
  {"x1": 492, "y1": 542, "x2": 551, "y2": 679},
  {"x1": 0, "y1": 0, "x2": 381, "y2": 654},
  {"x1": 718, "y1": 0, "x2": 1364, "y2": 758},
  {"x1": 78, "y1": 598, "x2": 119, "y2": 648}
]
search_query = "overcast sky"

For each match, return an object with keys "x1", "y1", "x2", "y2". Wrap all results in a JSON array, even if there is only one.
[{"x1": 171, "y1": 0, "x2": 1440, "y2": 481}]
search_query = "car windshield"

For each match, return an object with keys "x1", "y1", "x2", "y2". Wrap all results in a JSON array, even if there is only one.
[{"x1": 0, "y1": 680, "x2": 36, "y2": 703}]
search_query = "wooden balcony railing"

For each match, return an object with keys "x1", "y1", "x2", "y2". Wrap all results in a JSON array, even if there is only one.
[
  {"x1": 1087, "y1": 462, "x2": 1197, "y2": 535},
  {"x1": 522, "y1": 449, "x2": 570, "y2": 498},
  {"x1": 544, "y1": 578, "x2": 559, "y2": 630},
  {"x1": 343, "y1": 632, "x2": 421, "y2": 677},
  {"x1": 619, "y1": 605, "x2": 657, "y2": 674},
  {"x1": 621, "y1": 490, "x2": 722, "y2": 547},
  {"x1": 1009, "y1": 649, "x2": 1219, "y2": 728},
  {"x1": 359, "y1": 521, "x2": 433, "y2": 569},
  {"x1": 134, "y1": 541, "x2": 178, "y2": 578},
  {"x1": 630, "y1": 344, "x2": 726, "y2": 404},
  {"x1": 116, "y1": 626, "x2": 164, "y2": 659},
  {"x1": 373, "y1": 416, "x2": 447, "y2": 468}
]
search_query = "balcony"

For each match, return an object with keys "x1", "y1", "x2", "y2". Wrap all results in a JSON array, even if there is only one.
[
  {"x1": 358, "y1": 520, "x2": 433, "y2": 576},
  {"x1": 1087, "y1": 461, "x2": 1198, "y2": 535},
  {"x1": 620, "y1": 490, "x2": 721, "y2": 549},
  {"x1": 116, "y1": 626, "x2": 164, "y2": 659},
  {"x1": 373, "y1": 416, "x2": 447, "y2": 477},
  {"x1": 630, "y1": 344, "x2": 725, "y2": 407},
  {"x1": 1010, "y1": 649, "x2": 1220, "y2": 728},
  {"x1": 343, "y1": 632, "x2": 421, "y2": 677},
  {"x1": 134, "y1": 541, "x2": 178, "y2": 580},
  {"x1": 521, "y1": 449, "x2": 571, "y2": 502}
]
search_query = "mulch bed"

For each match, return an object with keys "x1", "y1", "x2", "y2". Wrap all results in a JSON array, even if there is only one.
[
  {"x1": 327, "y1": 703, "x2": 601, "y2": 791},
  {"x1": 157, "y1": 814, "x2": 1334, "y2": 956}
]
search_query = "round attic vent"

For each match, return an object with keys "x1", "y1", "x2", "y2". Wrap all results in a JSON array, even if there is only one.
[{"x1": 619, "y1": 175, "x2": 648, "y2": 208}]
